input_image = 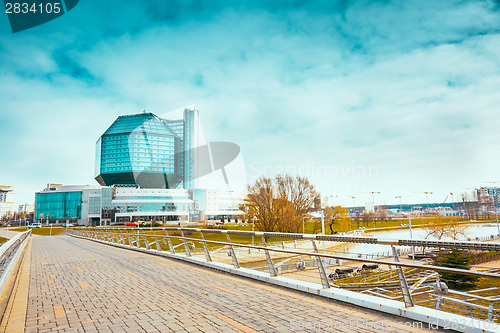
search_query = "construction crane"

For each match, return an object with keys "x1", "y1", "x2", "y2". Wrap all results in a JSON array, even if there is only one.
[
  {"x1": 423, "y1": 191, "x2": 433, "y2": 205},
  {"x1": 362, "y1": 191, "x2": 380, "y2": 208},
  {"x1": 442, "y1": 193, "x2": 451, "y2": 204}
]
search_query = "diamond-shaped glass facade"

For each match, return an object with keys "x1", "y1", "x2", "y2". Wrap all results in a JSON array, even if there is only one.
[{"x1": 95, "y1": 111, "x2": 198, "y2": 189}]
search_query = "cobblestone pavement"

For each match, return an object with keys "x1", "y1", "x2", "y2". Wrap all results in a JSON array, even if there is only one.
[{"x1": 25, "y1": 235, "x2": 443, "y2": 333}]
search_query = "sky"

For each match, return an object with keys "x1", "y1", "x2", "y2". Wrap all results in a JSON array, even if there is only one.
[{"x1": 1, "y1": 0, "x2": 500, "y2": 208}]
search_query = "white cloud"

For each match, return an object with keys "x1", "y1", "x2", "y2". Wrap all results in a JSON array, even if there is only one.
[{"x1": 1, "y1": 0, "x2": 500, "y2": 207}]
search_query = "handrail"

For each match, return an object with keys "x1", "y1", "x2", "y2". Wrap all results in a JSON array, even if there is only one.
[
  {"x1": 73, "y1": 226, "x2": 500, "y2": 251},
  {"x1": 68, "y1": 227, "x2": 500, "y2": 328},
  {"x1": 71, "y1": 228, "x2": 500, "y2": 279},
  {"x1": 0, "y1": 230, "x2": 30, "y2": 259},
  {"x1": 0, "y1": 230, "x2": 32, "y2": 310}
]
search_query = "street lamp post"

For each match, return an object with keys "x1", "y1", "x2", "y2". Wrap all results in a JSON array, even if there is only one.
[
  {"x1": 450, "y1": 192, "x2": 454, "y2": 213},
  {"x1": 397, "y1": 195, "x2": 414, "y2": 263},
  {"x1": 368, "y1": 191, "x2": 380, "y2": 229},
  {"x1": 252, "y1": 217, "x2": 255, "y2": 247},
  {"x1": 408, "y1": 204, "x2": 415, "y2": 264},
  {"x1": 350, "y1": 196, "x2": 356, "y2": 207},
  {"x1": 395, "y1": 196, "x2": 402, "y2": 213},
  {"x1": 321, "y1": 209, "x2": 326, "y2": 267}
]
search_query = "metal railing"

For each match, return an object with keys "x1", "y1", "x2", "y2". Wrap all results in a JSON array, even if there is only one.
[
  {"x1": 0, "y1": 230, "x2": 31, "y2": 317},
  {"x1": 68, "y1": 227, "x2": 500, "y2": 331}
]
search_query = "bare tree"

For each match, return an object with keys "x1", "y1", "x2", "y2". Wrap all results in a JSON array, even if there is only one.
[
  {"x1": 274, "y1": 198, "x2": 301, "y2": 233},
  {"x1": 275, "y1": 175, "x2": 320, "y2": 216},
  {"x1": 245, "y1": 175, "x2": 320, "y2": 233},
  {"x1": 360, "y1": 211, "x2": 375, "y2": 227},
  {"x1": 423, "y1": 216, "x2": 468, "y2": 240},
  {"x1": 324, "y1": 206, "x2": 349, "y2": 234},
  {"x1": 376, "y1": 206, "x2": 390, "y2": 223},
  {"x1": 459, "y1": 191, "x2": 480, "y2": 220},
  {"x1": 246, "y1": 177, "x2": 280, "y2": 232}
]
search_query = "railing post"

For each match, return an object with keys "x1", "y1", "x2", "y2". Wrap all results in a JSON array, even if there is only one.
[
  {"x1": 391, "y1": 245, "x2": 414, "y2": 307},
  {"x1": 165, "y1": 230, "x2": 175, "y2": 254},
  {"x1": 142, "y1": 230, "x2": 150, "y2": 250},
  {"x1": 179, "y1": 229, "x2": 191, "y2": 257},
  {"x1": 115, "y1": 231, "x2": 122, "y2": 244},
  {"x1": 224, "y1": 232, "x2": 240, "y2": 268},
  {"x1": 152, "y1": 231, "x2": 161, "y2": 251},
  {"x1": 435, "y1": 295, "x2": 442, "y2": 310},
  {"x1": 135, "y1": 233, "x2": 141, "y2": 248},
  {"x1": 463, "y1": 296, "x2": 474, "y2": 318},
  {"x1": 200, "y1": 232, "x2": 212, "y2": 262},
  {"x1": 261, "y1": 236, "x2": 277, "y2": 277},
  {"x1": 312, "y1": 240, "x2": 330, "y2": 289},
  {"x1": 118, "y1": 231, "x2": 124, "y2": 244},
  {"x1": 126, "y1": 233, "x2": 133, "y2": 247}
]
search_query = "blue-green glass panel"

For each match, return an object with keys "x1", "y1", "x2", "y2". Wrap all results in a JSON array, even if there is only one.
[{"x1": 35, "y1": 192, "x2": 82, "y2": 219}]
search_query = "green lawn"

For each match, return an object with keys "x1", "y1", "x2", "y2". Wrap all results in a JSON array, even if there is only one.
[
  {"x1": 10, "y1": 227, "x2": 66, "y2": 236},
  {"x1": 0, "y1": 236, "x2": 8, "y2": 245},
  {"x1": 94, "y1": 226, "x2": 306, "y2": 251}
]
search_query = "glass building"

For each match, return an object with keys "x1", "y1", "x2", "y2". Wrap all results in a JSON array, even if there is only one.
[
  {"x1": 34, "y1": 184, "x2": 243, "y2": 226},
  {"x1": 34, "y1": 107, "x2": 245, "y2": 226},
  {"x1": 183, "y1": 109, "x2": 199, "y2": 189},
  {"x1": 95, "y1": 109, "x2": 199, "y2": 189},
  {"x1": 35, "y1": 191, "x2": 82, "y2": 220}
]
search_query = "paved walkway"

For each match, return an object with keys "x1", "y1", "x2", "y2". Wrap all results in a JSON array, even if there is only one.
[{"x1": 20, "y1": 235, "x2": 442, "y2": 332}]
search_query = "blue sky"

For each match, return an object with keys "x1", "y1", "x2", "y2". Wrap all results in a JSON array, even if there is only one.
[{"x1": 1, "y1": 0, "x2": 500, "y2": 207}]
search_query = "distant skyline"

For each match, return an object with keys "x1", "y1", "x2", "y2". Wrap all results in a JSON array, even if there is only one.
[{"x1": 1, "y1": 0, "x2": 500, "y2": 208}]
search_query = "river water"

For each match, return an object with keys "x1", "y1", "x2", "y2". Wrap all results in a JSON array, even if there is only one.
[{"x1": 334, "y1": 223, "x2": 500, "y2": 256}]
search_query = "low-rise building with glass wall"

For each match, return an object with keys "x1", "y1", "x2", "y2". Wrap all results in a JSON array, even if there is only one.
[{"x1": 35, "y1": 184, "x2": 243, "y2": 226}]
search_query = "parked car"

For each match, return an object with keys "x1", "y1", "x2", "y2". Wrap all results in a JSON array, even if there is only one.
[{"x1": 28, "y1": 223, "x2": 42, "y2": 228}]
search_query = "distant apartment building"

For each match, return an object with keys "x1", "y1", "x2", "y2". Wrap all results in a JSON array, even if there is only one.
[
  {"x1": 0, "y1": 186, "x2": 15, "y2": 218},
  {"x1": 477, "y1": 187, "x2": 500, "y2": 210},
  {"x1": 18, "y1": 204, "x2": 34, "y2": 214}
]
